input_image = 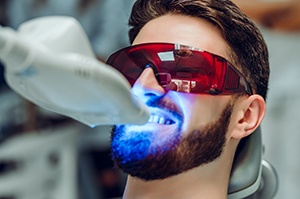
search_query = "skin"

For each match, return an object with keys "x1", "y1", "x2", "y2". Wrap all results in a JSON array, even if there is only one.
[
  {"x1": 132, "y1": 15, "x2": 232, "y2": 135},
  {"x1": 120, "y1": 14, "x2": 266, "y2": 199}
]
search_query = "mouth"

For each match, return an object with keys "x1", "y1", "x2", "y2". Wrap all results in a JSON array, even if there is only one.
[
  {"x1": 123, "y1": 108, "x2": 179, "y2": 134},
  {"x1": 148, "y1": 113, "x2": 175, "y2": 125}
]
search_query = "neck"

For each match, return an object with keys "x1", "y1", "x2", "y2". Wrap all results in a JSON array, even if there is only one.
[{"x1": 122, "y1": 146, "x2": 235, "y2": 199}]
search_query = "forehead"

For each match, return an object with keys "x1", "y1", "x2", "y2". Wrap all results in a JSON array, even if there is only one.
[{"x1": 133, "y1": 14, "x2": 230, "y2": 62}]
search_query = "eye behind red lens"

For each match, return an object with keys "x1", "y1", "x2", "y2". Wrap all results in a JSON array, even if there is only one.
[{"x1": 107, "y1": 43, "x2": 252, "y2": 95}]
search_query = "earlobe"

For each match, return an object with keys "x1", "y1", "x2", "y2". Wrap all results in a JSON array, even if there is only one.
[{"x1": 231, "y1": 94, "x2": 266, "y2": 139}]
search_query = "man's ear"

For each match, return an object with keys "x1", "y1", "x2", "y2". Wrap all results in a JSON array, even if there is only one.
[{"x1": 231, "y1": 94, "x2": 266, "y2": 139}]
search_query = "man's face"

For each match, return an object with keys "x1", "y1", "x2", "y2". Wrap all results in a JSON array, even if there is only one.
[{"x1": 111, "y1": 14, "x2": 235, "y2": 180}]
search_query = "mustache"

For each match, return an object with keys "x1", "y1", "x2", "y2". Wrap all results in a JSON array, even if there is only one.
[{"x1": 146, "y1": 96, "x2": 183, "y2": 120}]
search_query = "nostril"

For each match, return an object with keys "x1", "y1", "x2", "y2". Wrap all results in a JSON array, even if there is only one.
[{"x1": 144, "y1": 93, "x2": 161, "y2": 97}]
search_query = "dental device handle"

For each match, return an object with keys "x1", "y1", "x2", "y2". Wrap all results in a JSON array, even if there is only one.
[{"x1": 0, "y1": 16, "x2": 150, "y2": 127}]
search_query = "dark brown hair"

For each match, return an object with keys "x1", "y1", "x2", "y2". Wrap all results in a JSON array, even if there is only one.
[{"x1": 128, "y1": 0, "x2": 269, "y2": 99}]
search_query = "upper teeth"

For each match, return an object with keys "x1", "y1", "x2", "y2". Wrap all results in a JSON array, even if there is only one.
[{"x1": 148, "y1": 114, "x2": 173, "y2": 125}]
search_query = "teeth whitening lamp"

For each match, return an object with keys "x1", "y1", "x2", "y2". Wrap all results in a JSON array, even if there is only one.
[{"x1": 0, "y1": 16, "x2": 150, "y2": 127}]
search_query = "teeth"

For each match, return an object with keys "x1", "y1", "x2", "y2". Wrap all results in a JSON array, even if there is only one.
[
  {"x1": 148, "y1": 114, "x2": 173, "y2": 125},
  {"x1": 148, "y1": 115, "x2": 154, "y2": 122},
  {"x1": 153, "y1": 115, "x2": 160, "y2": 123},
  {"x1": 159, "y1": 117, "x2": 165, "y2": 124}
]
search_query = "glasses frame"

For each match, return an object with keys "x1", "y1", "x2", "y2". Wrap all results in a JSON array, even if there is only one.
[{"x1": 106, "y1": 42, "x2": 253, "y2": 96}]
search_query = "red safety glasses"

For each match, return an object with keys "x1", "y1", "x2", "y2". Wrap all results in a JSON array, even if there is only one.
[{"x1": 106, "y1": 43, "x2": 252, "y2": 95}]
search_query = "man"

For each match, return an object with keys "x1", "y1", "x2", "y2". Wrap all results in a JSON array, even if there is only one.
[{"x1": 106, "y1": 0, "x2": 269, "y2": 198}]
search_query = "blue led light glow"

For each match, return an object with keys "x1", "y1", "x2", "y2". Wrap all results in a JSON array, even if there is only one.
[
  {"x1": 111, "y1": 97, "x2": 233, "y2": 181},
  {"x1": 111, "y1": 126, "x2": 152, "y2": 164},
  {"x1": 111, "y1": 95, "x2": 183, "y2": 165}
]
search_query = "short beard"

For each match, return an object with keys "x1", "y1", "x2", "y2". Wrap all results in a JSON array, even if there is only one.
[{"x1": 111, "y1": 102, "x2": 233, "y2": 181}]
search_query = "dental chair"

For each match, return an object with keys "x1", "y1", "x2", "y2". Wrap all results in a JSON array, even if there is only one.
[
  {"x1": 0, "y1": 16, "x2": 278, "y2": 199},
  {"x1": 228, "y1": 127, "x2": 278, "y2": 199},
  {"x1": 0, "y1": 124, "x2": 80, "y2": 199}
]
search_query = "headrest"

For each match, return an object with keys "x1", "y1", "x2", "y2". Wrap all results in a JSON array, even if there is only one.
[{"x1": 228, "y1": 127, "x2": 263, "y2": 198}]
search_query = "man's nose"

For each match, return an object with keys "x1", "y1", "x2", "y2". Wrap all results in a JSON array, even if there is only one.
[{"x1": 131, "y1": 67, "x2": 166, "y2": 102}]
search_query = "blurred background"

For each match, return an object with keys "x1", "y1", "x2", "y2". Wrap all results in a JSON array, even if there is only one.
[
  {"x1": 233, "y1": 0, "x2": 300, "y2": 198},
  {"x1": 0, "y1": 0, "x2": 135, "y2": 199},
  {"x1": 0, "y1": 0, "x2": 299, "y2": 199}
]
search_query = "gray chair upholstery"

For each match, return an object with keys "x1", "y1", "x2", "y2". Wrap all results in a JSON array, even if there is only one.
[{"x1": 228, "y1": 127, "x2": 278, "y2": 199}]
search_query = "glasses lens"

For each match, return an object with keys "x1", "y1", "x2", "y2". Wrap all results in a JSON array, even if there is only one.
[{"x1": 106, "y1": 43, "x2": 252, "y2": 95}]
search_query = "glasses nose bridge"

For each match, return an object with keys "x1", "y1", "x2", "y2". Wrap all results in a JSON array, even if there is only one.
[{"x1": 131, "y1": 67, "x2": 166, "y2": 99}]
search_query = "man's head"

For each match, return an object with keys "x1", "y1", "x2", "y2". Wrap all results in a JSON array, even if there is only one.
[{"x1": 107, "y1": 0, "x2": 269, "y2": 181}]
